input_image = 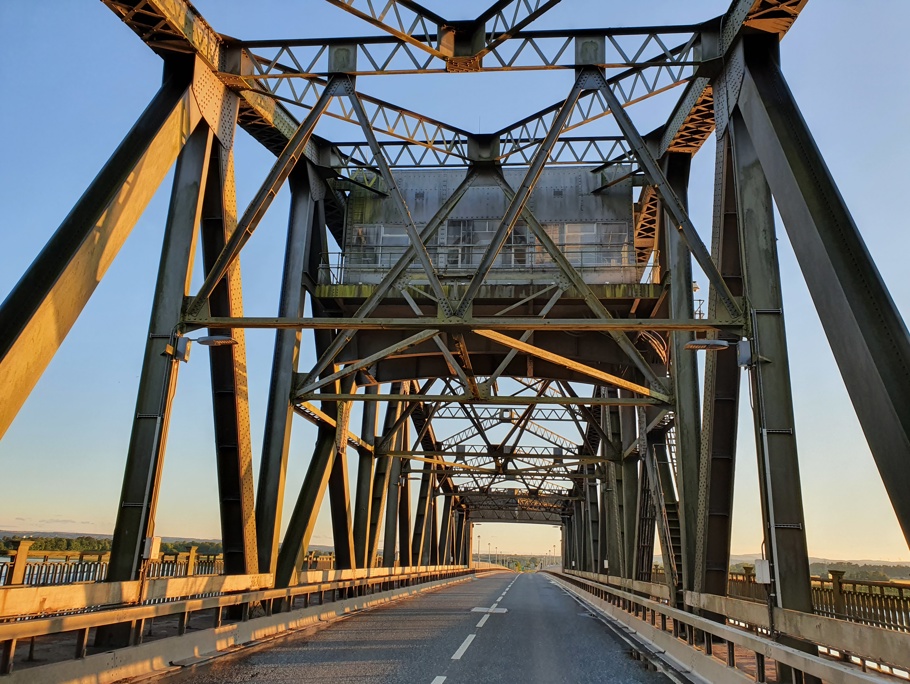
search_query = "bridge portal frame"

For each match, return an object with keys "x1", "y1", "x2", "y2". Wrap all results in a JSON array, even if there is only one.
[{"x1": 1, "y1": 1, "x2": 908, "y2": 678}]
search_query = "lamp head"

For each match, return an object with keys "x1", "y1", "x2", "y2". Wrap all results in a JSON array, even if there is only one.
[{"x1": 683, "y1": 339, "x2": 730, "y2": 351}]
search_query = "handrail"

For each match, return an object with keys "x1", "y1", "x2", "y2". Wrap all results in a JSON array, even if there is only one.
[
  {"x1": 560, "y1": 569, "x2": 908, "y2": 682},
  {"x1": 685, "y1": 590, "x2": 910, "y2": 675},
  {"x1": 566, "y1": 569, "x2": 671, "y2": 601},
  {"x1": 317, "y1": 245, "x2": 644, "y2": 285},
  {"x1": 0, "y1": 566, "x2": 469, "y2": 630},
  {"x1": 0, "y1": 565, "x2": 473, "y2": 679}
]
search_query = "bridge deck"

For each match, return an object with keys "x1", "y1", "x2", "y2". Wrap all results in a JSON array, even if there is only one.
[{"x1": 162, "y1": 571, "x2": 669, "y2": 684}]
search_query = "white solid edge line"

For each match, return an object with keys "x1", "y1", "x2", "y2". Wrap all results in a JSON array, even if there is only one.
[
  {"x1": 451, "y1": 633, "x2": 476, "y2": 660},
  {"x1": 431, "y1": 677, "x2": 447, "y2": 684},
  {"x1": 476, "y1": 614, "x2": 490, "y2": 628}
]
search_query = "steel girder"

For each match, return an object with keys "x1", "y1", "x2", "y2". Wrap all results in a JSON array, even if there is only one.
[
  {"x1": 735, "y1": 34, "x2": 910, "y2": 548},
  {"x1": 695, "y1": 131, "x2": 743, "y2": 603},
  {"x1": 200, "y1": 134, "x2": 259, "y2": 578},
  {"x1": 0, "y1": 66, "x2": 202, "y2": 440},
  {"x1": 105, "y1": 119, "x2": 214, "y2": 584},
  {"x1": 95, "y1": 115, "x2": 215, "y2": 649},
  {"x1": 729, "y1": 98, "x2": 817, "y2": 684},
  {"x1": 255, "y1": 169, "x2": 318, "y2": 577},
  {"x1": 241, "y1": 25, "x2": 701, "y2": 78},
  {"x1": 662, "y1": 152, "x2": 701, "y2": 596}
]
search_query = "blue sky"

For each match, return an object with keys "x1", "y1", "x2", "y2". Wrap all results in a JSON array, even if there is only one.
[{"x1": 1, "y1": 2, "x2": 908, "y2": 562}]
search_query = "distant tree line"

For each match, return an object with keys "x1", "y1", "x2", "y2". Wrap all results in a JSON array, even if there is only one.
[
  {"x1": 160, "y1": 540, "x2": 222, "y2": 555},
  {"x1": 0, "y1": 535, "x2": 113, "y2": 553},
  {"x1": 808, "y1": 561, "x2": 909, "y2": 581},
  {"x1": 0, "y1": 535, "x2": 223, "y2": 556}
]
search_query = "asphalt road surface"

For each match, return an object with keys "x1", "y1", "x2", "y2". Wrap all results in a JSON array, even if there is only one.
[{"x1": 164, "y1": 572, "x2": 670, "y2": 683}]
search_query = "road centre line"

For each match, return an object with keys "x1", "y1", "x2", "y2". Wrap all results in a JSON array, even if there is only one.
[
  {"x1": 431, "y1": 678, "x2": 447, "y2": 684},
  {"x1": 452, "y1": 634, "x2": 476, "y2": 660},
  {"x1": 476, "y1": 614, "x2": 490, "y2": 628}
]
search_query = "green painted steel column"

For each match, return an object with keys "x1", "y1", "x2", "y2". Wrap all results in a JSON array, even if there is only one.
[
  {"x1": 200, "y1": 143, "x2": 258, "y2": 576},
  {"x1": 737, "y1": 34, "x2": 910, "y2": 548},
  {"x1": 328, "y1": 376, "x2": 357, "y2": 569},
  {"x1": 697, "y1": 131, "x2": 743, "y2": 601},
  {"x1": 619, "y1": 393, "x2": 639, "y2": 579},
  {"x1": 107, "y1": 121, "x2": 214, "y2": 585},
  {"x1": 353, "y1": 384, "x2": 378, "y2": 567},
  {"x1": 663, "y1": 152, "x2": 701, "y2": 595},
  {"x1": 731, "y1": 108, "x2": 818, "y2": 684},
  {"x1": 274, "y1": 424, "x2": 337, "y2": 587},
  {"x1": 256, "y1": 169, "x2": 316, "y2": 576}
]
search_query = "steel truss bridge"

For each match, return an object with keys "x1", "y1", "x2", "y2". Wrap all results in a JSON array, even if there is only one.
[{"x1": 1, "y1": 1, "x2": 909, "y2": 682}]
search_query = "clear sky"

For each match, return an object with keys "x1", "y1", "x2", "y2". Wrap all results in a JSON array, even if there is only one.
[{"x1": 1, "y1": 1, "x2": 908, "y2": 563}]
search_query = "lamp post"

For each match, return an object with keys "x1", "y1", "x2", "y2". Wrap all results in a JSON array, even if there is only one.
[
  {"x1": 477, "y1": 534, "x2": 480, "y2": 564},
  {"x1": 488, "y1": 542, "x2": 491, "y2": 563},
  {"x1": 165, "y1": 333, "x2": 236, "y2": 362}
]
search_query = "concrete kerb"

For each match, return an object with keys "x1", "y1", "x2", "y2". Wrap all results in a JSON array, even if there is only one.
[{"x1": 7, "y1": 574, "x2": 474, "y2": 684}]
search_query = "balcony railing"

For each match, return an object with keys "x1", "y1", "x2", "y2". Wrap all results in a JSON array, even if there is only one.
[{"x1": 318, "y1": 244, "x2": 647, "y2": 286}]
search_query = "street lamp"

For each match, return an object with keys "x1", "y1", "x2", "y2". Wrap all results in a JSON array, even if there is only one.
[
  {"x1": 164, "y1": 334, "x2": 236, "y2": 362},
  {"x1": 683, "y1": 338, "x2": 729, "y2": 351},
  {"x1": 477, "y1": 534, "x2": 480, "y2": 564}
]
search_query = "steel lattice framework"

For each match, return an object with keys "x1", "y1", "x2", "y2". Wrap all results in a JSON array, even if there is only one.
[{"x1": 2, "y1": 2, "x2": 909, "y2": 674}]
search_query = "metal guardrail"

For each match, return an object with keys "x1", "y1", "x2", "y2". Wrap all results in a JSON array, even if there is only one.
[
  {"x1": 8, "y1": 553, "x2": 906, "y2": 632},
  {"x1": 0, "y1": 559, "x2": 226, "y2": 586},
  {"x1": 0, "y1": 565, "x2": 472, "y2": 677},
  {"x1": 560, "y1": 569, "x2": 910, "y2": 684},
  {"x1": 0, "y1": 550, "x2": 408, "y2": 589},
  {"x1": 812, "y1": 574, "x2": 910, "y2": 633},
  {"x1": 729, "y1": 570, "x2": 910, "y2": 634}
]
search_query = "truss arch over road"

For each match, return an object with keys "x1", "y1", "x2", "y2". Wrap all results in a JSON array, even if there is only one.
[{"x1": 2, "y1": 2, "x2": 909, "y2": 682}]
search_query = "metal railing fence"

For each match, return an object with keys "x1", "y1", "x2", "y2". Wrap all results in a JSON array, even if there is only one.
[{"x1": 728, "y1": 569, "x2": 910, "y2": 633}]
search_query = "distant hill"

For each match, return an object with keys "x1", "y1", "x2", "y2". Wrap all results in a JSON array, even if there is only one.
[{"x1": 728, "y1": 553, "x2": 910, "y2": 567}]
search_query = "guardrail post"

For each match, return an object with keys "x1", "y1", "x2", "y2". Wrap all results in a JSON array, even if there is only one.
[
  {"x1": 187, "y1": 546, "x2": 198, "y2": 576},
  {"x1": 829, "y1": 570, "x2": 847, "y2": 618},
  {"x1": 0, "y1": 639, "x2": 15, "y2": 675},
  {"x1": 74, "y1": 628, "x2": 89, "y2": 659},
  {"x1": 742, "y1": 564, "x2": 754, "y2": 583},
  {"x1": 755, "y1": 652, "x2": 766, "y2": 682},
  {"x1": 8, "y1": 540, "x2": 33, "y2": 585},
  {"x1": 177, "y1": 611, "x2": 189, "y2": 636}
]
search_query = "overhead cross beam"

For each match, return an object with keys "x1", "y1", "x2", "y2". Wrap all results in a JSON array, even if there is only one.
[
  {"x1": 321, "y1": 0, "x2": 564, "y2": 70},
  {"x1": 240, "y1": 24, "x2": 701, "y2": 78}
]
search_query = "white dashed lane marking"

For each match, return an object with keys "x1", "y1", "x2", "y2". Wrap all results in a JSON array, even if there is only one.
[
  {"x1": 451, "y1": 634, "x2": 476, "y2": 660},
  {"x1": 476, "y1": 614, "x2": 490, "y2": 628}
]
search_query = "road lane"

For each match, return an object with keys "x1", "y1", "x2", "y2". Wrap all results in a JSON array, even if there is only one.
[
  {"x1": 163, "y1": 572, "x2": 669, "y2": 683},
  {"x1": 449, "y1": 573, "x2": 669, "y2": 683}
]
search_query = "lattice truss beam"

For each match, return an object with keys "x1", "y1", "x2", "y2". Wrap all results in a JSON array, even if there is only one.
[{"x1": 2, "y1": 0, "x2": 839, "y2": 600}]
